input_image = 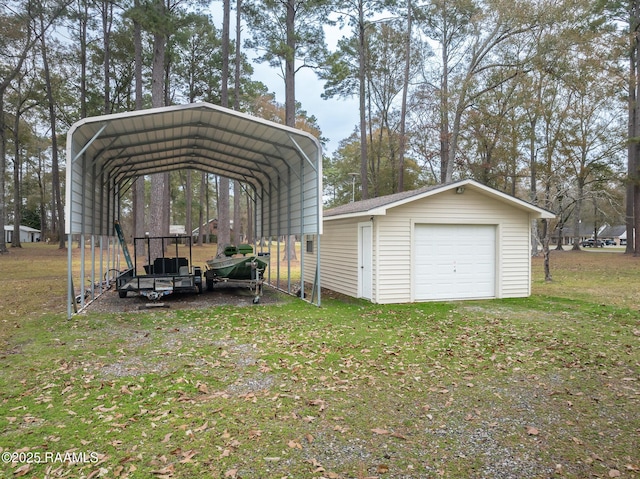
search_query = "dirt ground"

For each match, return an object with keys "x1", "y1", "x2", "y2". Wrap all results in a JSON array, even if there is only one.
[{"x1": 80, "y1": 282, "x2": 288, "y2": 314}]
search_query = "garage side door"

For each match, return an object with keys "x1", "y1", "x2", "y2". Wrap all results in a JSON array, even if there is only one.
[{"x1": 414, "y1": 224, "x2": 496, "y2": 301}]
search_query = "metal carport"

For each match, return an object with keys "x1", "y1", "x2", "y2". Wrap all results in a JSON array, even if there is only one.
[{"x1": 65, "y1": 102, "x2": 323, "y2": 318}]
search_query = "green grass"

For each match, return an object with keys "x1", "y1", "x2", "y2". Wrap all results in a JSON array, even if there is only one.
[{"x1": 0, "y1": 246, "x2": 639, "y2": 478}]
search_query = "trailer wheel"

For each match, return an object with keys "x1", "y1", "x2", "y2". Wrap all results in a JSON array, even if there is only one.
[
  {"x1": 253, "y1": 296, "x2": 260, "y2": 304},
  {"x1": 118, "y1": 290, "x2": 127, "y2": 298}
]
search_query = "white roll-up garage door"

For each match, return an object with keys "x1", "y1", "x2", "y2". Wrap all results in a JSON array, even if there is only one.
[{"x1": 414, "y1": 224, "x2": 496, "y2": 301}]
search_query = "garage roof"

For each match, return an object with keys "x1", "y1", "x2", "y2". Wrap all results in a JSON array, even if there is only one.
[
  {"x1": 65, "y1": 102, "x2": 323, "y2": 237},
  {"x1": 324, "y1": 179, "x2": 556, "y2": 220}
]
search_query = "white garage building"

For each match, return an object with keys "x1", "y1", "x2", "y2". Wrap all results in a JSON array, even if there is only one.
[{"x1": 306, "y1": 179, "x2": 555, "y2": 303}]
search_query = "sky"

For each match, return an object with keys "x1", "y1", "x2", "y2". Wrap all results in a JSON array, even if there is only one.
[
  {"x1": 208, "y1": 2, "x2": 360, "y2": 156},
  {"x1": 251, "y1": 61, "x2": 360, "y2": 156}
]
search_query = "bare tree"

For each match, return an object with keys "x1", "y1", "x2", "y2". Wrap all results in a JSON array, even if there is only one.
[
  {"x1": 0, "y1": 2, "x2": 38, "y2": 253},
  {"x1": 216, "y1": 0, "x2": 231, "y2": 254},
  {"x1": 38, "y1": 1, "x2": 68, "y2": 249}
]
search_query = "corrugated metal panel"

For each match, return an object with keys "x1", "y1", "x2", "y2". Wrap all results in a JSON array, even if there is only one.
[{"x1": 65, "y1": 103, "x2": 323, "y2": 237}]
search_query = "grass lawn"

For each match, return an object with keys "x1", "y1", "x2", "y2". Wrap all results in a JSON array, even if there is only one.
[{"x1": 0, "y1": 244, "x2": 638, "y2": 478}]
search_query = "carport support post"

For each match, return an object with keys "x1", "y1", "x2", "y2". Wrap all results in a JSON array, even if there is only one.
[{"x1": 67, "y1": 233, "x2": 74, "y2": 318}]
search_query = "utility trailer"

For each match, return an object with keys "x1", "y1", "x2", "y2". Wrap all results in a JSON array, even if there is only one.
[{"x1": 116, "y1": 235, "x2": 202, "y2": 300}]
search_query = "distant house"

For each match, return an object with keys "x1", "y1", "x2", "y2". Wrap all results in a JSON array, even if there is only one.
[
  {"x1": 600, "y1": 225, "x2": 626, "y2": 245},
  {"x1": 552, "y1": 224, "x2": 596, "y2": 246},
  {"x1": 4, "y1": 225, "x2": 41, "y2": 243},
  {"x1": 552, "y1": 223, "x2": 626, "y2": 246},
  {"x1": 191, "y1": 219, "x2": 236, "y2": 242}
]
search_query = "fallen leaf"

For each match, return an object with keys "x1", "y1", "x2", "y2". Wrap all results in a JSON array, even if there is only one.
[
  {"x1": 224, "y1": 469, "x2": 237, "y2": 478},
  {"x1": 309, "y1": 399, "x2": 327, "y2": 411},
  {"x1": 526, "y1": 426, "x2": 539, "y2": 436},
  {"x1": 194, "y1": 421, "x2": 208, "y2": 432},
  {"x1": 151, "y1": 464, "x2": 175, "y2": 476},
  {"x1": 371, "y1": 428, "x2": 389, "y2": 435},
  {"x1": 377, "y1": 464, "x2": 390, "y2": 473},
  {"x1": 287, "y1": 440, "x2": 302, "y2": 449},
  {"x1": 14, "y1": 464, "x2": 32, "y2": 477},
  {"x1": 161, "y1": 433, "x2": 172, "y2": 443},
  {"x1": 179, "y1": 450, "x2": 198, "y2": 463},
  {"x1": 609, "y1": 470, "x2": 621, "y2": 478}
]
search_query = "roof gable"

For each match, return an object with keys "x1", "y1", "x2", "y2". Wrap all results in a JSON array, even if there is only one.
[{"x1": 324, "y1": 179, "x2": 555, "y2": 220}]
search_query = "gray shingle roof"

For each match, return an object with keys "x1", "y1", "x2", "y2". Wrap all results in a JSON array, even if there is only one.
[{"x1": 324, "y1": 183, "x2": 444, "y2": 217}]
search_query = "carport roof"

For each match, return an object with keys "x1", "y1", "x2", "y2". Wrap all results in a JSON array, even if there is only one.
[{"x1": 65, "y1": 102, "x2": 323, "y2": 237}]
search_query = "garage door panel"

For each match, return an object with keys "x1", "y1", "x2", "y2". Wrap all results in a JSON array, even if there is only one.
[{"x1": 414, "y1": 224, "x2": 496, "y2": 300}]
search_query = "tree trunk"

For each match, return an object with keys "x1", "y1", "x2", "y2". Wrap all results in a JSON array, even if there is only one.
[
  {"x1": 234, "y1": 0, "x2": 243, "y2": 243},
  {"x1": 133, "y1": 1, "x2": 145, "y2": 257},
  {"x1": 186, "y1": 171, "x2": 193, "y2": 239},
  {"x1": 0, "y1": 94, "x2": 7, "y2": 254},
  {"x1": 633, "y1": 0, "x2": 640, "y2": 255},
  {"x1": 233, "y1": 180, "x2": 241, "y2": 244},
  {"x1": 246, "y1": 193, "x2": 253, "y2": 244},
  {"x1": 12, "y1": 110, "x2": 22, "y2": 248},
  {"x1": 284, "y1": 0, "x2": 296, "y2": 127},
  {"x1": 397, "y1": 0, "x2": 411, "y2": 193},
  {"x1": 0, "y1": 5, "x2": 34, "y2": 254},
  {"x1": 148, "y1": 2, "x2": 168, "y2": 260},
  {"x1": 628, "y1": 3, "x2": 639, "y2": 254},
  {"x1": 102, "y1": 0, "x2": 112, "y2": 115},
  {"x1": 358, "y1": 0, "x2": 369, "y2": 199},
  {"x1": 440, "y1": 31, "x2": 449, "y2": 184},
  {"x1": 79, "y1": 0, "x2": 88, "y2": 119},
  {"x1": 216, "y1": 0, "x2": 232, "y2": 254},
  {"x1": 218, "y1": 177, "x2": 230, "y2": 252},
  {"x1": 39, "y1": 11, "x2": 65, "y2": 249},
  {"x1": 542, "y1": 219, "x2": 552, "y2": 282},
  {"x1": 197, "y1": 172, "x2": 206, "y2": 245},
  {"x1": 37, "y1": 151, "x2": 47, "y2": 241},
  {"x1": 235, "y1": 0, "x2": 242, "y2": 110},
  {"x1": 529, "y1": 114, "x2": 539, "y2": 256}
]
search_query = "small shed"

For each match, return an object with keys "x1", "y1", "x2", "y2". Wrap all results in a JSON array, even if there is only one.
[
  {"x1": 4, "y1": 225, "x2": 41, "y2": 243},
  {"x1": 306, "y1": 179, "x2": 555, "y2": 303}
]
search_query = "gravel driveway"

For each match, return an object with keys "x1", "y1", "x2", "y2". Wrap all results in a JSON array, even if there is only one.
[{"x1": 81, "y1": 282, "x2": 285, "y2": 314}]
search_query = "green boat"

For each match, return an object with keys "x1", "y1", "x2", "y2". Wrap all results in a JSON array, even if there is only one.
[
  {"x1": 205, "y1": 254, "x2": 269, "y2": 280},
  {"x1": 204, "y1": 245, "x2": 270, "y2": 303}
]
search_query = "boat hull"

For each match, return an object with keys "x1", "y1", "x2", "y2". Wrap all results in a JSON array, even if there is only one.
[{"x1": 206, "y1": 255, "x2": 269, "y2": 280}]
